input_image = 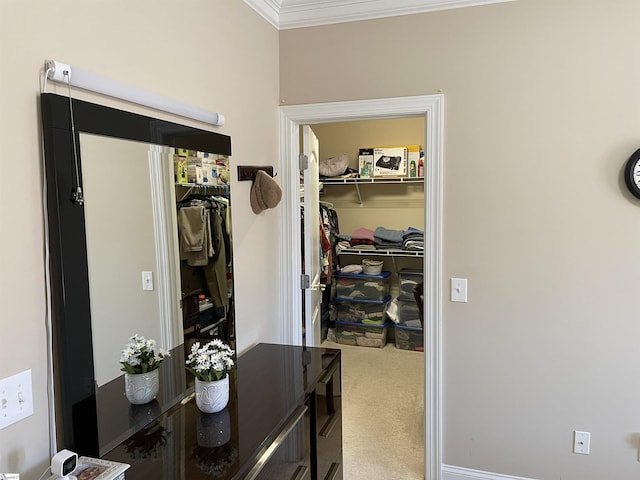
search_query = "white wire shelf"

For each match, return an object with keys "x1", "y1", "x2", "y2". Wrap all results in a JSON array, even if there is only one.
[
  {"x1": 321, "y1": 176, "x2": 423, "y2": 204},
  {"x1": 322, "y1": 177, "x2": 424, "y2": 185},
  {"x1": 337, "y1": 248, "x2": 424, "y2": 258}
]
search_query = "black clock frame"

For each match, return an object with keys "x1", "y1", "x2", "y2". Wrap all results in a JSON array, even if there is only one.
[{"x1": 624, "y1": 148, "x2": 640, "y2": 200}]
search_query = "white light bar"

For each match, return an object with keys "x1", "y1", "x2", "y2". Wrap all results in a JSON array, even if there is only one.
[{"x1": 45, "y1": 60, "x2": 224, "y2": 127}]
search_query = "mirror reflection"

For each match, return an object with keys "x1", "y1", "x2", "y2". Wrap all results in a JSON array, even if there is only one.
[
  {"x1": 80, "y1": 134, "x2": 235, "y2": 387},
  {"x1": 41, "y1": 92, "x2": 235, "y2": 454}
]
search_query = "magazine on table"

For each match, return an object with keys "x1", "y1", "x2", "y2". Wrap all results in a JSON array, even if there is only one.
[{"x1": 47, "y1": 457, "x2": 129, "y2": 480}]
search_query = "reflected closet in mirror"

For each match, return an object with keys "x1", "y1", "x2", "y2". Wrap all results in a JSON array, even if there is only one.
[{"x1": 41, "y1": 93, "x2": 234, "y2": 455}]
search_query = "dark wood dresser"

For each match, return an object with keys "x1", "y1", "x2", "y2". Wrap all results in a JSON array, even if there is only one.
[{"x1": 100, "y1": 343, "x2": 342, "y2": 480}]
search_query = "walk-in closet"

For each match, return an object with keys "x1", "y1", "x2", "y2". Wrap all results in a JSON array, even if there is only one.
[{"x1": 302, "y1": 116, "x2": 426, "y2": 478}]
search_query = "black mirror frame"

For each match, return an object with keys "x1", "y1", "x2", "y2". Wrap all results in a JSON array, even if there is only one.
[{"x1": 40, "y1": 93, "x2": 232, "y2": 453}]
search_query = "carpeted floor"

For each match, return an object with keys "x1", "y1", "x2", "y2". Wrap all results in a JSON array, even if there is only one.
[{"x1": 323, "y1": 340, "x2": 425, "y2": 480}]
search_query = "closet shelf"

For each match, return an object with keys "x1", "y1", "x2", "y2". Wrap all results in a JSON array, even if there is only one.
[
  {"x1": 337, "y1": 248, "x2": 423, "y2": 258},
  {"x1": 322, "y1": 176, "x2": 423, "y2": 204},
  {"x1": 322, "y1": 177, "x2": 424, "y2": 185}
]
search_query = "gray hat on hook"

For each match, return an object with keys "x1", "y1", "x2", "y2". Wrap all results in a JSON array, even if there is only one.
[{"x1": 250, "y1": 170, "x2": 282, "y2": 214}]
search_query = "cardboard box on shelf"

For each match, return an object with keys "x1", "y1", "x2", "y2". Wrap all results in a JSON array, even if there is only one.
[
  {"x1": 373, "y1": 146, "x2": 407, "y2": 177},
  {"x1": 358, "y1": 148, "x2": 374, "y2": 178},
  {"x1": 187, "y1": 156, "x2": 203, "y2": 184},
  {"x1": 202, "y1": 154, "x2": 218, "y2": 184}
]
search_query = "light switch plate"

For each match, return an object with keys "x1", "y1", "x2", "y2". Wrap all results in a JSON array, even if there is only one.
[
  {"x1": 574, "y1": 430, "x2": 590, "y2": 454},
  {"x1": 142, "y1": 271, "x2": 154, "y2": 291},
  {"x1": 451, "y1": 278, "x2": 468, "y2": 302},
  {"x1": 0, "y1": 369, "x2": 34, "y2": 429}
]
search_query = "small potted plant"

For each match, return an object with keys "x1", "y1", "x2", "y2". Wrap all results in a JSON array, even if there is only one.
[
  {"x1": 120, "y1": 334, "x2": 170, "y2": 405},
  {"x1": 186, "y1": 339, "x2": 234, "y2": 413}
]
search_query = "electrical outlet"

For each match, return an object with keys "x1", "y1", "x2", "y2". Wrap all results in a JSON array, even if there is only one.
[
  {"x1": 0, "y1": 369, "x2": 34, "y2": 430},
  {"x1": 573, "y1": 430, "x2": 590, "y2": 454}
]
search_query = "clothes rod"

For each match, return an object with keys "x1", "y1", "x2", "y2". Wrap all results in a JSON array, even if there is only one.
[{"x1": 44, "y1": 60, "x2": 225, "y2": 127}]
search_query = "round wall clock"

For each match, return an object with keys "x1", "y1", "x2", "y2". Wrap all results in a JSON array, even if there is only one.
[{"x1": 624, "y1": 148, "x2": 640, "y2": 199}]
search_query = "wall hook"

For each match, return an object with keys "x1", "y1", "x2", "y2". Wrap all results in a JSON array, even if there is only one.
[{"x1": 237, "y1": 165, "x2": 276, "y2": 181}]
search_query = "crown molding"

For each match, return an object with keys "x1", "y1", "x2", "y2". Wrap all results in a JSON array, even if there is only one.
[{"x1": 244, "y1": 0, "x2": 515, "y2": 29}]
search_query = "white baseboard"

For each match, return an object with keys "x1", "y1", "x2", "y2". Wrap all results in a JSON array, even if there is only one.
[{"x1": 442, "y1": 465, "x2": 540, "y2": 480}]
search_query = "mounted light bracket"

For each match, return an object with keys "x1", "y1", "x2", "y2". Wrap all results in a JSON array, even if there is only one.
[{"x1": 44, "y1": 60, "x2": 225, "y2": 127}]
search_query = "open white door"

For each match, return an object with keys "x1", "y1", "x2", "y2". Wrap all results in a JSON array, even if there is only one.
[{"x1": 302, "y1": 125, "x2": 322, "y2": 346}]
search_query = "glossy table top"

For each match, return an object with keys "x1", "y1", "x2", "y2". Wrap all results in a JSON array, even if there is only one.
[{"x1": 100, "y1": 343, "x2": 340, "y2": 479}]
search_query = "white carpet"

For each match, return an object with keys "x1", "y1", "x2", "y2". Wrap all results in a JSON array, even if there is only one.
[{"x1": 324, "y1": 341, "x2": 425, "y2": 480}]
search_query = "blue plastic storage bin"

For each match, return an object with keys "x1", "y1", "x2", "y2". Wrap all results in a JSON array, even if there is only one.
[
  {"x1": 394, "y1": 324, "x2": 424, "y2": 351},
  {"x1": 333, "y1": 295, "x2": 391, "y2": 324},
  {"x1": 335, "y1": 271, "x2": 391, "y2": 301},
  {"x1": 336, "y1": 320, "x2": 389, "y2": 348}
]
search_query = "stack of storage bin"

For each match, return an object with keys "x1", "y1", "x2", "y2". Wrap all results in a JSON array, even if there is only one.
[
  {"x1": 394, "y1": 268, "x2": 424, "y2": 351},
  {"x1": 334, "y1": 271, "x2": 391, "y2": 348}
]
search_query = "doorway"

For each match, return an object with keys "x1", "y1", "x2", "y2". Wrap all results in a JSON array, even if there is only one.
[{"x1": 279, "y1": 94, "x2": 444, "y2": 480}]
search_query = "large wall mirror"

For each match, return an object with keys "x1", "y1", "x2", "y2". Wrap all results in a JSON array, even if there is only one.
[{"x1": 41, "y1": 93, "x2": 235, "y2": 455}]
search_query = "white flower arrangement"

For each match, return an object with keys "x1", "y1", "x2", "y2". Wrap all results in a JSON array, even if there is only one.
[
  {"x1": 120, "y1": 334, "x2": 170, "y2": 374},
  {"x1": 186, "y1": 339, "x2": 235, "y2": 382}
]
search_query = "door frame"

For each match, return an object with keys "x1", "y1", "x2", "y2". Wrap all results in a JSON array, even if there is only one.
[{"x1": 278, "y1": 94, "x2": 444, "y2": 480}]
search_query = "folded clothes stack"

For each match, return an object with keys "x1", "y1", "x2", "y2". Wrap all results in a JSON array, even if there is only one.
[
  {"x1": 335, "y1": 237, "x2": 352, "y2": 253},
  {"x1": 373, "y1": 226, "x2": 404, "y2": 249},
  {"x1": 402, "y1": 227, "x2": 424, "y2": 251},
  {"x1": 350, "y1": 227, "x2": 376, "y2": 248},
  {"x1": 340, "y1": 264, "x2": 363, "y2": 274},
  {"x1": 341, "y1": 226, "x2": 424, "y2": 251}
]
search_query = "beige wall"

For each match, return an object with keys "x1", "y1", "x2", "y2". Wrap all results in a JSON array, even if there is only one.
[
  {"x1": 281, "y1": 0, "x2": 640, "y2": 479},
  {"x1": 0, "y1": 1, "x2": 279, "y2": 478}
]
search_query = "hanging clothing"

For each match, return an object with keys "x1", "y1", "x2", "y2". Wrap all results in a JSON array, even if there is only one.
[
  {"x1": 319, "y1": 204, "x2": 340, "y2": 285},
  {"x1": 179, "y1": 206, "x2": 214, "y2": 266},
  {"x1": 177, "y1": 195, "x2": 229, "y2": 309},
  {"x1": 203, "y1": 210, "x2": 228, "y2": 309}
]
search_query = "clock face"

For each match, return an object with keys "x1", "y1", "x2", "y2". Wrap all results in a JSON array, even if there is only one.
[
  {"x1": 633, "y1": 161, "x2": 640, "y2": 187},
  {"x1": 624, "y1": 149, "x2": 640, "y2": 199}
]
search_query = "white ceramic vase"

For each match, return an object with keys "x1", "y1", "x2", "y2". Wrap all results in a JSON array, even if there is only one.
[
  {"x1": 195, "y1": 375, "x2": 229, "y2": 413},
  {"x1": 124, "y1": 369, "x2": 159, "y2": 405}
]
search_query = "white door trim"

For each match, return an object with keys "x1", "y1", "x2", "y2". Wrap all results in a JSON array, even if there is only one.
[{"x1": 278, "y1": 94, "x2": 444, "y2": 480}]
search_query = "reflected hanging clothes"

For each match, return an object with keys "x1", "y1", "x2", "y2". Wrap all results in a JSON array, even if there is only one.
[
  {"x1": 179, "y1": 205, "x2": 214, "y2": 267},
  {"x1": 203, "y1": 209, "x2": 228, "y2": 310},
  {"x1": 177, "y1": 195, "x2": 229, "y2": 312}
]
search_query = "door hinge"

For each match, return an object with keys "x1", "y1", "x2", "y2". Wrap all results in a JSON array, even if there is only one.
[
  {"x1": 299, "y1": 154, "x2": 309, "y2": 171},
  {"x1": 301, "y1": 274, "x2": 310, "y2": 289}
]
